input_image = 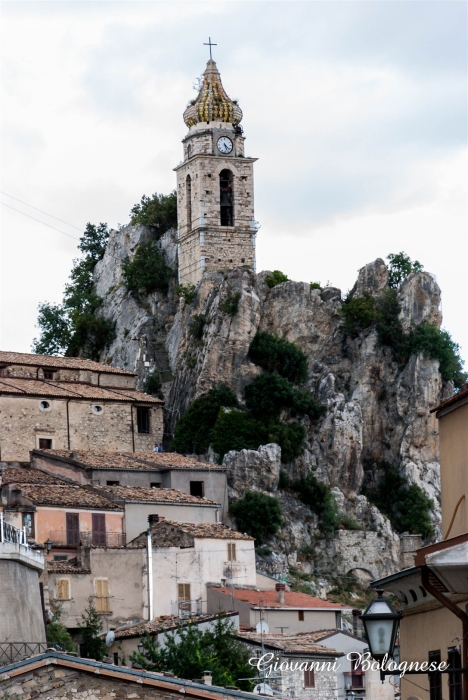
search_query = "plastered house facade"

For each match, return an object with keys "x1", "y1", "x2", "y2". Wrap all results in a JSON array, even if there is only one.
[{"x1": 175, "y1": 59, "x2": 258, "y2": 285}]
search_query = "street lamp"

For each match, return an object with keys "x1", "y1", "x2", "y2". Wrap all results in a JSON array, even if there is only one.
[
  {"x1": 360, "y1": 589, "x2": 402, "y2": 661},
  {"x1": 45, "y1": 539, "x2": 53, "y2": 553}
]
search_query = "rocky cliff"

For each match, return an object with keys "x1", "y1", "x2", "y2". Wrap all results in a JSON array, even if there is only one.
[{"x1": 94, "y1": 223, "x2": 452, "y2": 590}]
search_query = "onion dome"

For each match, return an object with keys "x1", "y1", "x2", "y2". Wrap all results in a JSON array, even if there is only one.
[{"x1": 183, "y1": 59, "x2": 243, "y2": 128}]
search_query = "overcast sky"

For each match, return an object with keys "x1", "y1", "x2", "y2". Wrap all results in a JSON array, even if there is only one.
[{"x1": 1, "y1": 1, "x2": 467, "y2": 362}]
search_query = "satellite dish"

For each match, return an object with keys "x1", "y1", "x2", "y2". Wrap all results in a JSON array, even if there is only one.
[
  {"x1": 256, "y1": 620, "x2": 269, "y2": 634},
  {"x1": 254, "y1": 684, "x2": 274, "y2": 696},
  {"x1": 105, "y1": 630, "x2": 115, "y2": 647}
]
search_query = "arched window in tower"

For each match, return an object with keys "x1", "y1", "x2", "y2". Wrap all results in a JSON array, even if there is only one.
[
  {"x1": 219, "y1": 170, "x2": 234, "y2": 226},
  {"x1": 186, "y1": 175, "x2": 192, "y2": 231}
]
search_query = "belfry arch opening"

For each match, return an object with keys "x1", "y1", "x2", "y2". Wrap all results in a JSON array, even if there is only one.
[
  {"x1": 186, "y1": 175, "x2": 192, "y2": 231},
  {"x1": 219, "y1": 169, "x2": 234, "y2": 226}
]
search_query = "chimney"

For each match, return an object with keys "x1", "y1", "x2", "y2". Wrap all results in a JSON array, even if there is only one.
[
  {"x1": 352, "y1": 608, "x2": 362, "y2": 638},
  {"x1": 400, "y1": 534, "x2": 422, "y2": 569},
  {"x1": 275, "y1": 583, "x2": 286, "y2": 605},
  {"x1": 148, "y1": 515, "x2": 165, "y2": 526},
  {"x1": 202, "y1": 671, "x2": 212, "y2": 686}
]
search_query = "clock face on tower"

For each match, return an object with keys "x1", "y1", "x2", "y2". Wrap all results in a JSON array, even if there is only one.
[{"x1": 217, "y1": 136, "x2": 233, "y2": 154}]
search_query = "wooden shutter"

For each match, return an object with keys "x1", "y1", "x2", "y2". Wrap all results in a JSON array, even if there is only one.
[
  {"x1": 178, "y1": 583, "x2": 191, "y2": 601},
  {"x1": 95, "y1": 579, "x2": 110, "y2": 612},
  {"x1": 66, "y1": 513, "x2": 79, "y2": 546},
  {"x1": 304, "y1": 669, "x2": 315, "y2": 688},
  {"x1": 56, "y1": 579, "x2": 70, "y2": 600},
  {"x1": 227, "y1": 543, "x2": 236, "y2": 561},
  {"x1": 92, "y1": 513, "x2": 106, "y2": 546}
]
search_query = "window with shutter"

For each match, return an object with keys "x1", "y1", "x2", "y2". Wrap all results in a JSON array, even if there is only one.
[
  {"x1": 95, "y1": 579, "x2": 110, "y2": 612},
  {"x1": 227, "y1": 543, "x2": 236, "y2": 561},
  {"x1": 178, "y1": 583, "x2": 191, "y2": 601},
  {"x1": 304, "y1": 670, "x2": 315, "y2": 688},
  {"x1": 56, "y1": 579, "x2": 70, "y2": 600}
]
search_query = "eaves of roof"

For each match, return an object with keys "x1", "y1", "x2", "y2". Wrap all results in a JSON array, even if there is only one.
[{"x1": 0, "y1": 652, "x2": 256, "y2": 699}]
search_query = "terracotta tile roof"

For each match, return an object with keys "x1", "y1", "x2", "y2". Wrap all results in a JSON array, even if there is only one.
[
  {"x1": 128, "y1": 521, "x2": 253, "y2": 547},
  {"x1": 0, "y1": 350, "x2": 134, "y2": 375},
  {"x1": 113, "y1": 612, "x2": 238, "y2": 639},
  {"x1": 98, "y1": 484, "x2": 218, "y2": 505},
  {"x1": 431, "y1": 386, "x2": 468, "y2": 414},
  {"x1": 1, "y1": 467, "x2": 67, "y2": 485},
  {"x1": 11, "y1": 483, "x2": 123, "y2": 510},
  {"x1": 237, "y1": 631, "x2": 342, "y2": 657},
  {"x1": 0, "y1": 376, "x2": 162, "y2": 403},
  {"x1": 216, "y1": 588, "x2": 351, "y2": 610},
  {"x1": 47, "y1": 561, "x2": 91, "y2": 574},
  {"x1": 38, "y1": 449, "x2": 223, "y2": 471}
]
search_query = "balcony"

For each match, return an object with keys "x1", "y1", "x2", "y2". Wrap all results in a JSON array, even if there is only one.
[
  {"x1": 343, "y1": 671, "x2": 365, "y2": 690},
  {"x1": 0, "y1": 642, "x2": 47, "y2": 665},
  {"x1": 171, "y1": 599, "x2": 203, "y2": 618},
  {"x1": 0, "y1": 514, "x2": 27, "y2": 545},
  {"x1": 49, "y1": 531, "x2": 126, "y2": 548}
]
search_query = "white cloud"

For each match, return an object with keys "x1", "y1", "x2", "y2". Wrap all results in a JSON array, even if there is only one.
[{"x1": 1, "y1": 0, "x2": 466, "y2": 363}]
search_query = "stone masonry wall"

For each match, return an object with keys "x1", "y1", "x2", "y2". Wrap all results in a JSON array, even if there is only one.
[
  {"x1": 0, "y1": 664, "x2": 197, "y2": 700},
  {"x1": 0, "y1": 397, "x2": 163, "y2": 462}
]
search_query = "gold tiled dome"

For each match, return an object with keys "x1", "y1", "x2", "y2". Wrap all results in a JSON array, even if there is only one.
[{"x1": 183, "y1": 59, "x2": 243, "y2": 128}]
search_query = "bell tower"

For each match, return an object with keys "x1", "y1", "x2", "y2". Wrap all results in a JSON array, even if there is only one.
[{"x1": 175, "y1": 57, "x2": 258, "y2": 285}]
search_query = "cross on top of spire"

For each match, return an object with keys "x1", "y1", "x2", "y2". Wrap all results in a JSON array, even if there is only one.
[{"x1": 203, "y1": 37, "x2": 217, "y2": 60}]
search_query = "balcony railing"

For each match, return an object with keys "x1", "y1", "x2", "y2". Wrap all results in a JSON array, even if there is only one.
[
  {"x1": 49, "y1": 531, "x2": 126, "y2": 548},
  {"x1": 0, "y1": 513, "x2": 28, "y2": 545},
  {"x1": 171, "y1": 599, "x2": 203, "y2": 618},
  {"x1": 0, "y1": 642, "x2": 47, "y2": 665}
]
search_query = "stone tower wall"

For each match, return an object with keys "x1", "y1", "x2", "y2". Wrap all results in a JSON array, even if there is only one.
[{"x1": 0, "y1": 548, "x2": 46, "y2": 644}]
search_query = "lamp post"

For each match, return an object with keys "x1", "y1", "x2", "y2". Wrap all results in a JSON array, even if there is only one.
[{"x1": 360, "y1": 589, "x2": 402, "y2": 662}]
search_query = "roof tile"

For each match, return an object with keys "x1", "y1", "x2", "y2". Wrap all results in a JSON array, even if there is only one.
[
  {"x1": 11, "y1": 483, "x2": 122, "y2": 510},
  {"x1": 0, "y1": 377, "x2": 162, "y2": 403},
  {"x1": 216, "y1": 588, "x2": 350, "y2": 610},
  {"x1": 39, "y1": 449, "x2": 223, "y2": 471},
  {"x1": 0, "y1": 350, "x2": 134, "y2": 375},
  {"x1": 237, "y1": 631, "x2": 342, "y2": 656},
  {"x1": 98, "y1": 484, "x2": 218, "y2": 505}
]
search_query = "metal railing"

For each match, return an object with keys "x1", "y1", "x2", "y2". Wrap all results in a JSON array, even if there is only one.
[
  {"x1": 49, "y1": 531, "x2": 126, "y2": 547},
  {"x1": 0, "y1": 513, "x2": 28, "y2": 545},
  {"x1": 0, "y1": 642, "x2": 47, "y2": 665},
  {"x1": 171, "y1": 599, "x2": 203, "y2": 618}
]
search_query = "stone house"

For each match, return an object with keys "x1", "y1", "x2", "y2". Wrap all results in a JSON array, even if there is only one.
[
  {"x1": 105, "y1": 611, "x2": 240, "y2": 663},
  {"x1": 1, "y1": 467, "x2": 125, "y2": 559},
  {"x1": 31, "y1": 449, "x2": 229, "y2": 521},
  {"x1": 0, "y1": 651, "x2": 255, "y2": 700},
  {"x1": 0, "y1": 351, "x2": 163, "y2": 462},
  {"x1": 207, "y1": 584, "x2": 351, "y2": 634},
  {"x1": 238, "y1": 631, "x2": 342, "y2": 700},
  {"x1": 45, "y1": 520, "x2": 256, "y2": 632},
  {"x1": 95, "y1": 485, "x2": 221, "y2": 541},
  {"x1": 1, "y1": 467, "x2": 220, "y2": 557}
]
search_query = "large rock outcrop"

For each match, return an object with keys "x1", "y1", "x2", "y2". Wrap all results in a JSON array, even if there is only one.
[{"x1": 93, "y1": 226, "x2": 453, "y2": 581}]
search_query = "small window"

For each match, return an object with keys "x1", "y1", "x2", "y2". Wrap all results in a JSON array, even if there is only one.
[
  {"x1": 448, "y1": 646, "x2": 462, "y2": 700},
  {"x1": 113, "y1": 652, "x2": 119, "y2": 665},
  {"x1": 429, "y1": 650, "x2": 442, "y2": 700},
  {"x1": 304, "y1": 669, "x2": 315, "y2": 688},
  {"x1": 137, "y1": 407, "x2": 150, "y2": 434},
  {"x1": 190, "y1": 481, "x2": 204, "y2": 498},
  {"x1": 298, "y1": 610, "x2": 304, "y2": 621},
  {"x1": 227, "y1": 542, "x2": 236, "y2": 562},
  {"x1": 95, "y1": 578, "x2": 110, "y2": 613},
  {"x1": 39, "y1": 401, "x2": 50, "y2": 410},
  {"x1": 43, "y1": 370, "x2": 54, "y2": 380},
  {"x1": 178, "y1": 583, "x2": 191, "y2": 601},
  {"x1": 56, "y1": 579, "x2": 70, "y2": 600},
  {"x1": 106, "y1": 480, "x2": 119, "y2": 486},
  {"x1": 39, "y1": 438, "x2": 52, "y2": 449},
  {"x1": 53, "y1": 555, "x2": 68, "y2": 561},
  {"x1": 200, "y1": 256, "x2": 206, "y2": 270},
  {"x1": 93, "y1": 405, "x2": 103, "y2": 413},
  {"x1": 22, "y1": 512, "x2": 35, "y2": 538},
  {"x1": 151, "y1": 482, "x2": 162, "y2": 489}
]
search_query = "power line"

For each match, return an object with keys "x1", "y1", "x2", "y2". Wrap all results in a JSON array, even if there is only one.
[
  {"x1": 0, "y1": 190, "x2": 82, "y2": 231},
  {"x1": 1, "y1": 202, "x2": 80, "y2": 241}
]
